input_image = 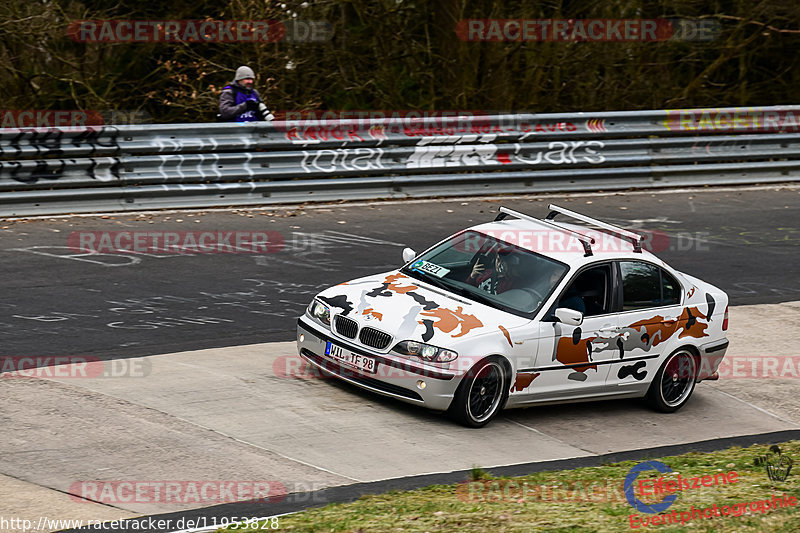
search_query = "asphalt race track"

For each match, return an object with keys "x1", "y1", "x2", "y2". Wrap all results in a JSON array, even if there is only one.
[
  {"x1": 3, "y1": 185, "x2": 800, "y2": 532},
  {"x1": 2, "y1": 186, "x2": 799, "y2": 360}
]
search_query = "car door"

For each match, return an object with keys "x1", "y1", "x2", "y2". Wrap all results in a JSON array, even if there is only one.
[
  {"x1": 525, "y1": 262, "x2": 622, "y2": 401},
  {"x1": 608, "y1": 260, "x2": 683, "y2": 392}
]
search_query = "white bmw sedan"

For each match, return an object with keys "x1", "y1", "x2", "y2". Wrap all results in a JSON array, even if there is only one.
[{"x1": 297, "y1": 205, "x2": 729, "y2": 427}]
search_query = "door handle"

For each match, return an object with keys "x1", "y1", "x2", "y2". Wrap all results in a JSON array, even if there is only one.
[{"x1": 598, "y1": 326, "x2": 620, "y2": 336}]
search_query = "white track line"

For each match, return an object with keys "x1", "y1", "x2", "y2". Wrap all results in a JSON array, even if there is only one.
[{"x1": 707, "y1": 387, "x2": 800, "y2": 428}]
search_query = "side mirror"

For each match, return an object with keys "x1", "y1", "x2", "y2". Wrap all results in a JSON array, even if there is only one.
[
  {"x1": 554, "y1": 307, "x2": 583, "y2": 327},
  {"x1": 402, "y1": 247, "x2": 417, "y2": 263}
]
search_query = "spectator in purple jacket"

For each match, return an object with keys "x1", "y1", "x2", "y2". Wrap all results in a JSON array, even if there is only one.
[{"x1": 218, "y1": 66, "x2": 266, "y2": 122}]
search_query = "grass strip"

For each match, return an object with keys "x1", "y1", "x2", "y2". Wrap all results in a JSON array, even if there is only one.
[{"x1": 223, "y1": 440, "x2": 799, "y2": 532}]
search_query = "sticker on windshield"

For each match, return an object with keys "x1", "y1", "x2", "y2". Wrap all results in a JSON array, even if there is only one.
[{"x1": 412, "y1": 260, "x2": 450, "y2": 278}]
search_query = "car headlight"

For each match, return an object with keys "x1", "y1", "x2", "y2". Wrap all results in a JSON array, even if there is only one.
[
  {"x1": 308, "y1": 299, "x2": 331, "y2": 326},
  {"x1": 393, "y1": 340, "x2": 458, "y2": 363}
]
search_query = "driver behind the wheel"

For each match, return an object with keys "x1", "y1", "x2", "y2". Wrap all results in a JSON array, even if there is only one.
[
  {"x1": 468, "y1": 248, "x2": 520, "y2": 294},
  {"x1": 558, "y1": 283, "x2": 587, "y2": 315}
]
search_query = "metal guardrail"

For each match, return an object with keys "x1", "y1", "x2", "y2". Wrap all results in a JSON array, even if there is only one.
[{"x1": 2, "y1": 105, "x2": 800, "y2": 216}]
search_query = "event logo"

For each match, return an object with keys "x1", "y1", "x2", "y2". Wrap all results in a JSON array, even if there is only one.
[
  {"x1": 624, "y1": 461, "x2": 677, "y2": 514},
  {"x1": 755, "y1": 445, "x2": 794, "y2": 482}
]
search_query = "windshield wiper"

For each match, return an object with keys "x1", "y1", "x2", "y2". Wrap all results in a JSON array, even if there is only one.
[{"x1": 454, "y1": 285, "x2": 497, "y2": 307}]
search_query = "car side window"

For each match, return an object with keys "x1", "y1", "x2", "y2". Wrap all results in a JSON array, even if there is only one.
[
  {"x1": 661, "y1": 269, "x2": 681, "y2": 306},
  {"x1": 558, "y1": 264, "x2": 612, "y2": 317},
  {"x1": 620, "y1": 261, "x2": 680, "y2": 310}
]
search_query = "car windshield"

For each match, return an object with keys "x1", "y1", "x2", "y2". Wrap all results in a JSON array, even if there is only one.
[{"x1": 401, "y1": 230, "x2": 569, "y2": 317}]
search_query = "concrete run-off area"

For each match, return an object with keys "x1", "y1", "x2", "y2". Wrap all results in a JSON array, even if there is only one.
[{"x1": 1, "y1": 301, "x2": 799, "y2": 529}]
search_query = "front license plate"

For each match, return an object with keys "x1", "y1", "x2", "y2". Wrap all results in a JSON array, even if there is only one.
[{"x1": 325, "y1": 342, "x2": 377, "y2": 374}]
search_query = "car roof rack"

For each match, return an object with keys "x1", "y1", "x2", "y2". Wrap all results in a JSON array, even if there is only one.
[
  {"x1": 495, "y1": 206, "x2": 596, "y2": 256},
  {"x1": 545, "y1": 204, "x2": 643, "y2": 253}
]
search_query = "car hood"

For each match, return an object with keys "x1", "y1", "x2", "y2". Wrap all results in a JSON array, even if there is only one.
[{"x1": 315, "y1": 271, "x2": 529, "y2": 346}]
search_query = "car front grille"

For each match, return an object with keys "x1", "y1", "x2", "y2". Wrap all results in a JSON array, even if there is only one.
[
  {"x1": 334, "y1": 315, "x2": 358, "y2": 339},
  {"x1": 359, "y1": 326, "x2": 392, "y2": 350}
]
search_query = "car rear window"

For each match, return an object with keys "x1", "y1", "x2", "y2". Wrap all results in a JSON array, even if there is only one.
[{"x1": 620, "y1": 261, "x2": 681, "y2": 310}]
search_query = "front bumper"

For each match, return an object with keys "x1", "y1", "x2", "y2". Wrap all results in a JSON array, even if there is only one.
[
  {"x1": 296, "y1": 317, "x2": 461, "y2": 411},
  {"x1": 697, "y1": 338, "x2": 729, "y2": 381}
]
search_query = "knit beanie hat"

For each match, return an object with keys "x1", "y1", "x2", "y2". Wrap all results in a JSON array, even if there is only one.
[{"x1": 234, "y1": 66, "x2": 255, "y2": 81}]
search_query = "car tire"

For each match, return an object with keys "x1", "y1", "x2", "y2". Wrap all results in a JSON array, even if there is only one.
[
  {"x1": 645, "y1": 349, "x2": 697, "y2": 413},
  {"x1": 449, "y1": 356, "x2": 508, "y2": 428}
]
